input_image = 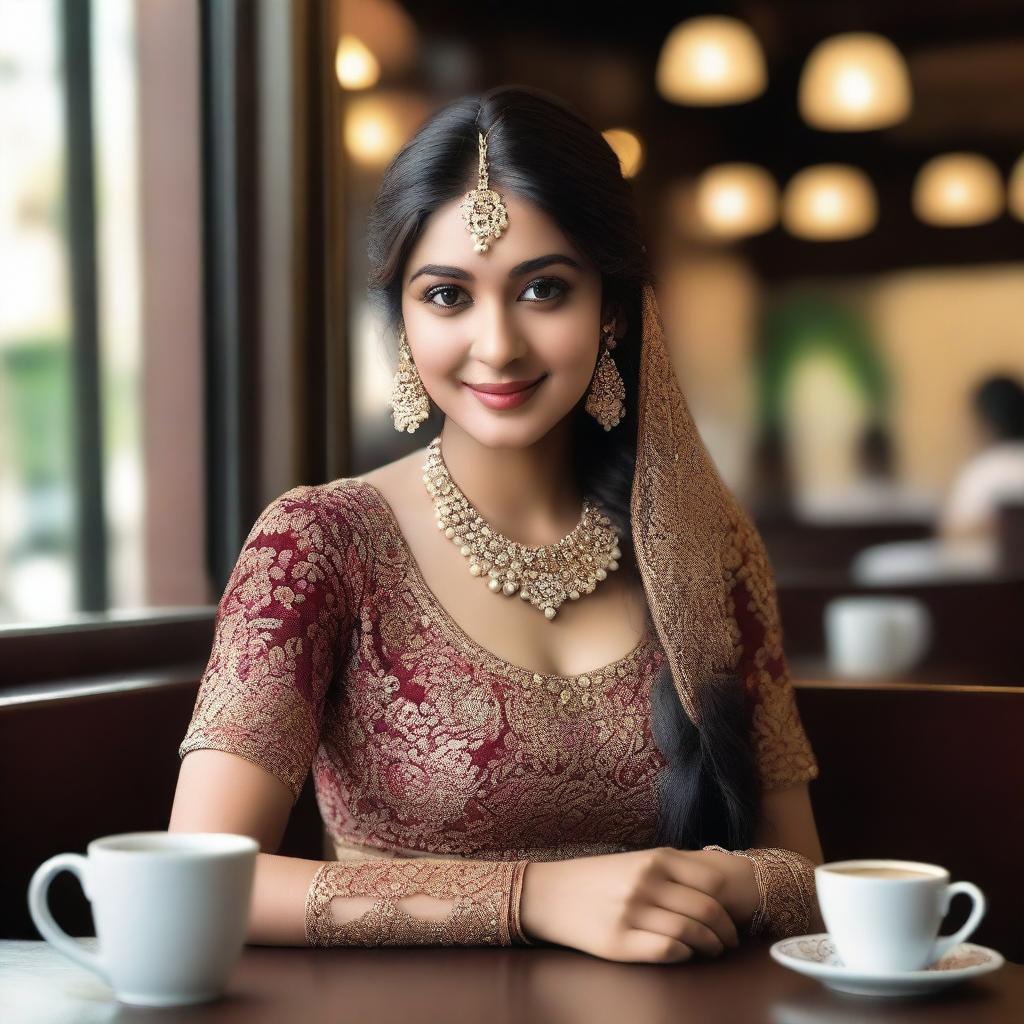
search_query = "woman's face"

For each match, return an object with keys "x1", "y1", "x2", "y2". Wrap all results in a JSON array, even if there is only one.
[{"x1": 400, "y1": 191, "x2": 606, "y2": 449}]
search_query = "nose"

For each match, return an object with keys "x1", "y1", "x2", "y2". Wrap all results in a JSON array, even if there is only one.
[{"x1": 469, "y1": 302, "x2": 529, "y2": 370}]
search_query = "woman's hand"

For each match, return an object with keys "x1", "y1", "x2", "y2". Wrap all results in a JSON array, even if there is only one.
[
  {"x1": 519, "y1": 847, "x2": 743, "y2": 963},
  {"x1": 696, "y1": 847, "x2": 760, "y2": 927}
]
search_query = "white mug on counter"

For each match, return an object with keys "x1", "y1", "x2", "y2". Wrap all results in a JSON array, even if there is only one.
[
  {"x1": 27, "y1": 831, "x2": 258, "y2": 1007},
  {"x1": 824, "y1": 595, "x2": 932, "y2": 677}
]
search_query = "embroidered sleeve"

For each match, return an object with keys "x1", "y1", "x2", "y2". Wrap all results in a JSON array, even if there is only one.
[
  {"x1": 304, "y1": 858, "x2": 533, "y2": 947},
  {"x1": 178, "y1": 485, "x2": 361, "y2": 803},
  {"x1": 724, "y1": 507, "x2": 820, "y2": 791},
  {"x1": 702, "y1": 844, "x2": 818, "y2": 940}
]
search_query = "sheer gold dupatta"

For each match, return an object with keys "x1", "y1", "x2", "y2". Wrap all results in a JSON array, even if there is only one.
[{"x1": 630, "y1": 282, "x2": 819, "y2": 792}]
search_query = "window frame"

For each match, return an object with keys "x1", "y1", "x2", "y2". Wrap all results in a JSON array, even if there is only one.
[{"x1": 0, "y1": 0, "x2": 347, "y2": 690}]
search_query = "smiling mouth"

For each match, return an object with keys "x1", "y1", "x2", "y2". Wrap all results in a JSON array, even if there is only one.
[{"x1": 464, "y1": 375, "x2": 546, "y2": 394}]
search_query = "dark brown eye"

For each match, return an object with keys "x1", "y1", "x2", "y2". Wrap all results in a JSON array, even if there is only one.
[
  {"x1": 425, "y1": 285, "x2": 465, "y2": 308},
  {"x1": 522, "y1": 278, "x2": 568, "y2": 302}
]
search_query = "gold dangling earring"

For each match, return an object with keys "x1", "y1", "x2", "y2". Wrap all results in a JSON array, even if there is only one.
[
  {"x1": 390, "y1": 325, "x2": 431, "y2": 433},
  {"x1": 585, "y1": 322, "x2": 626, "y2": 430}
]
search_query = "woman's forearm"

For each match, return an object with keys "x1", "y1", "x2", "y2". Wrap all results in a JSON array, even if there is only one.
[
  {"x1": 247, "y1": 851, "x2": 531, "y2": 947},
  {"x1": 248, "y1": 853, "x2": 325, "y2": 945}
]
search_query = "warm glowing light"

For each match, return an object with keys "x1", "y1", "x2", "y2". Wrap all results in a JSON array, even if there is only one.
[
  {"x1": 343, "y1": 93, "x2": 432, "y2": 168},
  {"x1": 799, "y1": 33, "x2": 911, "y2": 130},
  {"x1": 656, "y1": 16, "x2": 766, "y2": 105},
  {"x1": 344, "y1": 98, "x2": 404, "y2": 165},
  {"x1": 912, "y1": 153, "x2": 1003, "y2": 226},
  {"x1": 603, "y1": 128, "x2": 644, "y2": 178},
  {"x1": 782, "y1": 164, "x2": 878, "y2": 240},
  {"x1": 695, "y1": 163, "x2": 777, "y2": 238},
  {"x1": 335, "y1": 35, "x2": 379, "y2": 90},
  {"x1": 1010, "y1": 153, "x2": 1024, "y2": 222}
]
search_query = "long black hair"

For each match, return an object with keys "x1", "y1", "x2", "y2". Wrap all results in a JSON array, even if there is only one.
[{"x1": 365, "y1": 84, "x2": 759, "y2": 851}]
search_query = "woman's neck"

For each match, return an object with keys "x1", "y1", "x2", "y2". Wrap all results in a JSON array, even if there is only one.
[{"x1": 436, "y1": 418, "x2": 585, "y2": 545}]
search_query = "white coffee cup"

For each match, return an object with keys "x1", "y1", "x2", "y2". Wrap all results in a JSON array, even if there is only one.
[
  {"x1": 824, "y1": 596, "x2": 931, "y2": 677},
  {"x1": 815, "y1": 859, "x2": 986, "y2": 973},
  {"x1": 28, "y1": 831, "x2": 258, "y2": 1006}
]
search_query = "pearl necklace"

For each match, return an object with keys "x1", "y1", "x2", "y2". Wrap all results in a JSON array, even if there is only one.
[{"x1": 422, "y1": 435, "x2": 622, "y2": 620}]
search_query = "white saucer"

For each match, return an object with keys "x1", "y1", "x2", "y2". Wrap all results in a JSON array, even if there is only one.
[{"x1": 769, "y1": 933, "x2": 1005, "y2": 997}]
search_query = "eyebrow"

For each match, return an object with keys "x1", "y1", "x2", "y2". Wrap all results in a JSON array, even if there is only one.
[{"x1": 407, "y1": 253, "x2": 583, "y2": 285}]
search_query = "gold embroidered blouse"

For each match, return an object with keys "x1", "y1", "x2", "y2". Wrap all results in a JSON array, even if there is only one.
[{"x1": 178, "y1": 478, "x2": 819, "y2": 946}]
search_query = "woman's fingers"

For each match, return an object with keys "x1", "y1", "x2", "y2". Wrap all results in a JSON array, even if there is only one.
[
  {"x1": 655, "y1": 852, "x2": 742, "y2": 948},
  {"x1": 650, "y1": 879, "x2": 740, "y2": 949},
  {"x1": 626, "y1": 902, "x2": 727, "y2": 958},
  {"x1": 620, "y1": 927, "x2": 695, "y2": 964}
]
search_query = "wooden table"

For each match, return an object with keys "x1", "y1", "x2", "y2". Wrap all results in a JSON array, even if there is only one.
[{"x1": 2, "y1": 938, "x2": 1021, "y2": 1023}]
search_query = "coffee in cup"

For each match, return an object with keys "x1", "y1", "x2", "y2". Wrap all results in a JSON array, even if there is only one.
[
  {"x1": 835, "y1": 867, "x2": 933, "y2": 880},
  {"x1": 28, "y1": 831, "x2": 258, "y2": 1006},
  {"x1": 815, "y1": 858, "x2": 986, "y2": 973}
]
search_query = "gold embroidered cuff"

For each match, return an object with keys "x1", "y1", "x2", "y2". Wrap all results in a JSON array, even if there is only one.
[
  {"x1": 702, "y1": 845, "x2": 817, "y2": 940},
  {"x1": 304, "y1": 858, "x2": 533, "y2": 947}
]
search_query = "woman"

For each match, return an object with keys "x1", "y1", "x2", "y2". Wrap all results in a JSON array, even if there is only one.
[{"x1": 170, "y1": 85, "x2": 824, "y2": 963}]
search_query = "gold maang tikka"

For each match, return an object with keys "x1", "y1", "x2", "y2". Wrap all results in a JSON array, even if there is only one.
[{"x1": 459, "y1": 128, "x2": 509, "y2": 253}]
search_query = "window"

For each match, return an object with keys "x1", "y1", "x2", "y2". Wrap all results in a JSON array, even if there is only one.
[{"x1": 0, "y1": 0, "x2": 208, "y2": 632}]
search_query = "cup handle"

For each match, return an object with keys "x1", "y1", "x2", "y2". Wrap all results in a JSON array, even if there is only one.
[
  {"x1": 27, "y1": 853, "x2": 109, "y2": 983},
  {"x1": 928, "y1": 880, "x2": 986, "y2": 964}
]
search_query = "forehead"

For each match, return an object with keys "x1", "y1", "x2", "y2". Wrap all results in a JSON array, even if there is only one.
[{"x1": 403, "y1": 191, "x2": 589, "y2": 286}]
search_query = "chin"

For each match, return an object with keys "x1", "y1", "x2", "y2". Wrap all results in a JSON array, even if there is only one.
[
  {"x1": 449, "y1": 402, "x2": 570, "y2": 450},
  {"x1": 467, "y1": 419, "x2": 552, "y2": 449}
]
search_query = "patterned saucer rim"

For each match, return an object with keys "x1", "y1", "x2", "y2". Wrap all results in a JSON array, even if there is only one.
[{"x1": 769, "y1": 933, "x2": 1004, "y2": 984}]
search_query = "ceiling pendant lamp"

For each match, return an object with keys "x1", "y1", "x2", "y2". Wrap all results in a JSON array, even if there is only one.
[
  {"x1": 782, "y1": 164, "x2": 878, "y2": 240},
  {"x1": 799, "y1": 32, "x2": 911, "y2": 130},
  {"x1": 656, "y1": 16, "x2": 767, "y2": 105},
  {"x1": 695, "y1": 163, "x2": 778, "y2": 238},
  {"x1": 912, "y1": 153, "x2": 1003, "y2": 226}
]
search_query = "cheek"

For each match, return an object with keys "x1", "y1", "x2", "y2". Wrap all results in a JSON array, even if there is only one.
[
  {"x1": 537, "y1": 336, "x2": 599, "y2": 395},
  {"x1": 407, "y1": 338, "x2": 463, "y2": 389},
  {"x1": 400, "y1": 302, "x2": 460, "y2": 383}
]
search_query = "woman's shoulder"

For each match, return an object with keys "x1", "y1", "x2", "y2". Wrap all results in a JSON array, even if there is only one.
[
  {"x1": 246, "y1": 477, "x2": 374, "y2": 558},
  {"x1": 250, "y1": 449, "x2": 425, "y2": 564},
  {"x1": 329, "y1": 447, "x2": 428, "y2": 515}
]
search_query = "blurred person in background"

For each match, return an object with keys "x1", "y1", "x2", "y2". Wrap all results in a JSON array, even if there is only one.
[
  {"x1": 855, "y1": 377, "x2": 1024, "y2": 583},
  {"x1": 939, "y1": 374, "x2": 1024, "y2": 544},
  {"x1": 796, "y1": 420, "x2": 935, "y2": 523}
]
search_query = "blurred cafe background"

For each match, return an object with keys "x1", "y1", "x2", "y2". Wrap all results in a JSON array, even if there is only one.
[{"x1": 2, "y1": 0, "x2": 1022, "y2": 960}]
